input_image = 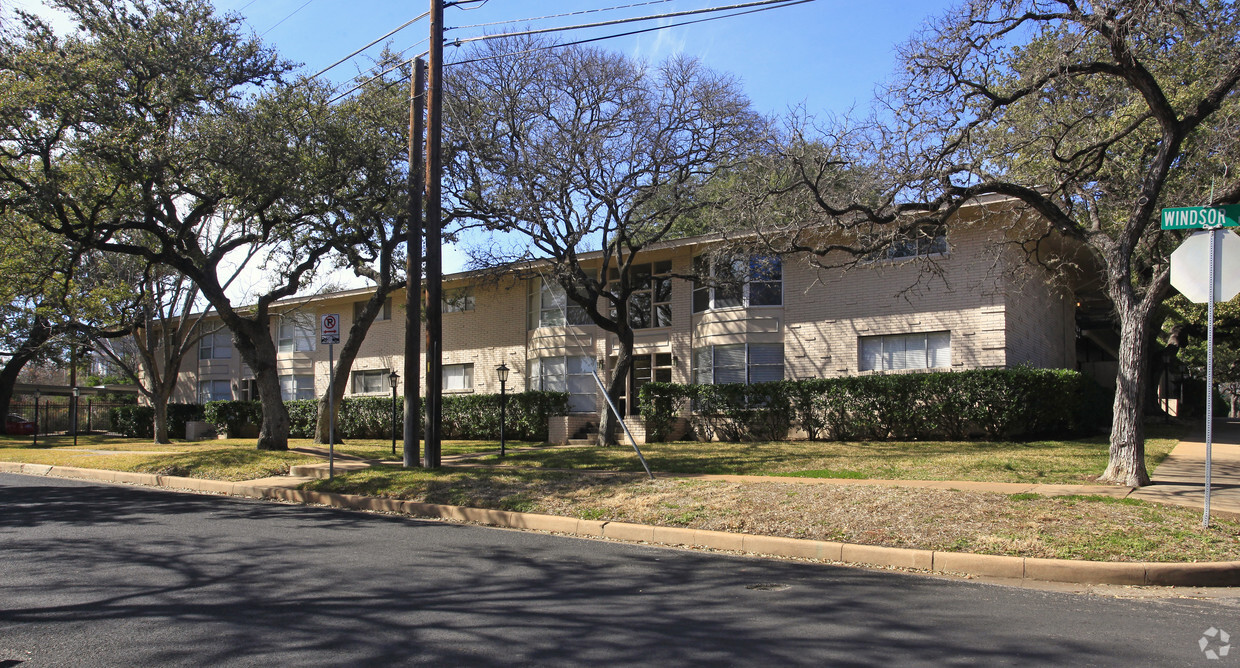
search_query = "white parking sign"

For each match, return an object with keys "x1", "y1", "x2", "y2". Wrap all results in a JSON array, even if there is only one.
[{"x1": 321, "y1": 313, "x2": 340, "y2": 344}]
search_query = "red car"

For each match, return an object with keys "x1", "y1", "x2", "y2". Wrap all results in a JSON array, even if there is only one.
[{"x1": 6, "y1": 414, "x2": 35, "y2": 435}]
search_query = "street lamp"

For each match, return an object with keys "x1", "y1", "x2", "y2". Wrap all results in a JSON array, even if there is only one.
[
  {"x1": 72, "y1": 386, "x2": 80, "y2": 447},
  {"x1": 33, "y1": 388, "x2": 39, "y2": 446},
  {"x1": 389, "y1": 370, "x2": 400, "y2": 457},
  {"x1": 496, "y1": 363, "x2": 509, "y2": 457}
]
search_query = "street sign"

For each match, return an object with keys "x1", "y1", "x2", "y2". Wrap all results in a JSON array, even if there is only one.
[
  {"x1": 320, "y1": 313, "x2": 340, "y2": 345},
  {"x1": 1170, "y1": 230, "x2": 1240, "y2": 303},
  {"x1": 1161, "y1": 205, "x2": 1240, "y2": 231}
]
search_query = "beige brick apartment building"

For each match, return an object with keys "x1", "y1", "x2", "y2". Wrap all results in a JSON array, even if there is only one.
[{"x1": 172, "y1": 200, "x2": 1104, "y2": 437}]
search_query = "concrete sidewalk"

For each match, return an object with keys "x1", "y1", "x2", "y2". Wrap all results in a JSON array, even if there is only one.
[{"x1": 1131, "y1": 418, "x2": 1240, "y2": 517}]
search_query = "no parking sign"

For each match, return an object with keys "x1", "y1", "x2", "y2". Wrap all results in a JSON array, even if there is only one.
[{"x1": 321, "y1": 313, "x2": 340, "y2": 345}]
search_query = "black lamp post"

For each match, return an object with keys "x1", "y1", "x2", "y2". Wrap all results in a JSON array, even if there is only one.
[
  {"x1": 496, "y1": 363, "x2": 509, "y2": 457},
  {"x1": 72, "y1": 387, "x2": 80, "y2": 446},
  {"x1": 389, "y1": 370, "x2": 400, "y2": 457},
  {"x1": 33, "y1": 388, "x2": 39, "y2": 446}
]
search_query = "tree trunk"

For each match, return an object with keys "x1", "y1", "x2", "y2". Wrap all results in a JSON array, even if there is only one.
[
  {"x1": 598, "y1": 327, "x2": 634, "y2": 447},
  {"x1": 1099, "y1": 302, "x2": 1155, "y2": 486},
  {"x1": 0, "y1": 317, "x2": 53, "y2": 421},
  {"x1": 152, "y1": 394, "x2": 170, "y2": 444},
  {"x1": 229, "y1": 317, "x2": 290, "y2": 451}
]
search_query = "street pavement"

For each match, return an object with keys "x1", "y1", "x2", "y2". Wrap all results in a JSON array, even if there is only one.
[{"x1": 2, "y1": 472, "x2": 1238, "y2": 667}]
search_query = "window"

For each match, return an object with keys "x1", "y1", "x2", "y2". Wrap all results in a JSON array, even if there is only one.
[
  {"x1": 692, "y1": 255, "x2": 782, "y2": 312},
  {"x1": 198, "y1": 329, "x2": 232, "y2": 360},
  {"x1": 528, "y1": 356, "x2": 596, "y2": 413},
  {"x1": 532, "y1": 279, "x2": 590, "y2": 328},
  {"x1": 609, "y1": 261, "x2": 672, "y2": 329},
  {"x1": 443, "y1": 363, "x2": 473, "y2": 391},
  {"x1": 279, "y1": 374, "x2": 315, "y2": 401},
  {"x1": 694, "y1": 344, "x2": 784, "y2": 384},
  {"x1": 442, "y1": 287, "x2": 475, "y2": 313},
  {"x1": 354, "y1": 297, "x2": 393, "y2": 322},
  {"x1": 867, "y1": 225, "x2": 948, "y2": 262},
  {"x1": 351, "y1": 369, "x2": 390, "y2": 394},
  {"x1": 859, "y1": 331, "x2": 951, "y2": 371},
  {"x1": 277, "y1": 313, "x2": 315, "y2": 353},
  {"x1": 239, "y1": 378, "x2": 258, "y2": 401},
  {"x1": 198, "y1": 379, "x2": 231, "y2": 402}
]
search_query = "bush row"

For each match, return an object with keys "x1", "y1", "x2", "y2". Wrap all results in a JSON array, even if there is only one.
[
  {"x1": 638, "y1": 368, "x2": 1111, "y2": 443},
  {"x1": 204, "y1": 391, "x2": 569, "y2": 441},
  {"x1": 109, "y1": 403, "x2": 205, "y2": 439}
]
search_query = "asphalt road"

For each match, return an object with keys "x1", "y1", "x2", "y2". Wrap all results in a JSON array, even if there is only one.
[{"x1": 1, "y1": 472, "x2": 1237, "y2": 667}]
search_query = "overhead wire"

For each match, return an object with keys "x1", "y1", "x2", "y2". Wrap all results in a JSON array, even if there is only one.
[
  {"x1": 310, "y1": 11, "x2": 431, "y2": 80},
  {"x1": 447, "y1": 0, "x2": 678, "y2": 32},
  {"x1": 260, "y1": 0, "x2": 317, "y2": 37}
]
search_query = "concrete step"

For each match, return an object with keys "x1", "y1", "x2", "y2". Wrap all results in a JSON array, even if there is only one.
[{"x1": 289, "y1": 461, "x2": 372, "y2": 479}]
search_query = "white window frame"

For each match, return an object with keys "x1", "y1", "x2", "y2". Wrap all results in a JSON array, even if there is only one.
[
  {"x1": 858, "y1": 331, "x2": 951, "y2": 372},
  {"x1": 443, "y1": 363, "x2": 474, "y2": 391},
  {"x1": 442, "y1": 287, "x2": 476, "y2": 313},
  {"x1": 866, "y1": 225, "x2": 949, "y2": 263},
  {"x1": 528, "y1": 355, "x2": 596, "y2": 413},
  {"x1": 351, "y1": 369, "x2": 390, "y2": 395},
  {"x1": 693, "y1": 343, "x2": 785, "y2": 385},
  {"x1": 279, "y1": 374, "x2": 316, "y2": 401},
  {"x1": 198, "y1": 329, "x2": 232, "y2": 360},
  {"x1": 277, "y1": 313, "x2": 316, "y2": 353},
  {"x1": 197, "y1": 379, "x2": 232, "y2": 403},
  {"x1": 692, "y1": 255, "x2": 782, "y2": 313},
  {"x1": 533, "y1": 279, "x2": 590, "y2": 328}
]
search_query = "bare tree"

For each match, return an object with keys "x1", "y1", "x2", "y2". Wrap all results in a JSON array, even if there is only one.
[
  {"x1": 746, "y1": 0, "x2": 1240, "y2": 486},
  {"x1": 444, "y1": 38, "x2": 764, "y2": 444}
]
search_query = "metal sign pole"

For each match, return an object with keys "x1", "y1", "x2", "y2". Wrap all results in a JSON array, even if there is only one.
[
  {"x1": 329, "y1": 342, "x2": 335, "y2": 480},
  {"x1": 1205, "y1": 228, "x2": 1216, "y2": 527}
]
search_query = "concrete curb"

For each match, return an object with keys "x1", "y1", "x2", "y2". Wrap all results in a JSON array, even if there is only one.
[{"x1": 4, "y1": 460, "x2": 1238, "y2": 587}]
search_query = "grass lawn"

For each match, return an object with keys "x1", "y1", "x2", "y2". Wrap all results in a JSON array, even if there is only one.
[{"x1": 453, "y1": 426, "x2": 1184, "y2": 485}]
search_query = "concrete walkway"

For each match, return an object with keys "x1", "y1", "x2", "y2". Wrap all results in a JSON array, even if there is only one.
[{"x1": 1130, "y1": 418, "x2": 1240, "y2": 517}]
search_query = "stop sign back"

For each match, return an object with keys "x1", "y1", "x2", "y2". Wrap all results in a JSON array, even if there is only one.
[{"x1": 1170, "y1": 230, "x2": 1240, "y2": 304}]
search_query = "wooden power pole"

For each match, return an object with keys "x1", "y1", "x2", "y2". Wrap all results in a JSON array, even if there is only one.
[
  {"x1": 403, "y1": 57, "x2": 426, "y2": 469},
  {"x1": 423, "y1": 0, "x2": 444, "y2": 467}
]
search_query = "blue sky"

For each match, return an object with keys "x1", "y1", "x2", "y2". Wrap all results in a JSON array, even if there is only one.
[{"x1": 10, "y1": 0, "x2": 959, "y2": 285}]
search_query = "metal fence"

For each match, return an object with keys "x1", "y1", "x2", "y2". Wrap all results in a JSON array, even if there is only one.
[{"x1": 8, "y1": 401, "x2": 132, "y2": 435}]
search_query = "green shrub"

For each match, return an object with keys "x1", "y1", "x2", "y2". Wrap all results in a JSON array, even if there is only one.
[
  {"x1": 109, "y1": 403, "x2": 204, "y2": 439},
  {"x1": 203, "y1": 400, "x2": 262, "y2": 437},
  {"x1": 286, "y1": 399, "x2": 318, "y2": 438}
]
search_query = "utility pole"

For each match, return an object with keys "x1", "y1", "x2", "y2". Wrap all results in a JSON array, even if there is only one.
[
  {"x1": 403, "y1": 57, "x2": 426, "y2": 469},
  {"x1": 423, "y1": 0, "x2": 444, "y2": 468}
]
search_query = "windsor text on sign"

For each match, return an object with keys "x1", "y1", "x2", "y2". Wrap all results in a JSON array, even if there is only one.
[{"x1": 1161, "y1": 205, "x2": 1240, "y2": 231}]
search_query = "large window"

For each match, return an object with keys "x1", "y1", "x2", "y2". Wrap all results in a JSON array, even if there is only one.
[
  {"x1": 528, "y1": 356, "x2": 596, "y2": 413},
  {"x1": 198, "y1": 379, "x2": 231, "y2": 403},
  {"x1": 277, "y1": 314, "x2": 315, "y2": 353},
  {"x1": 442, "y1": 287, "x2": 475, "y2": 313},
  {"x1": 692, "y1": 255, "x2": 782, "y2": 312},
  {"x1": 198, "y1": 329, "x2": 232, "y2": 360},
  {"x1": 443, "y1": 363, "x2": 473, "y2": 391},
  {"x1": 609, "y1": 261, "x2": 672, "y2": 329},
  {"x1": 279, "y1": 374, "x2": 315, "y2": 401},
  {"x1": 694, "y1": 344, "x2": 784, "y2": 385},
  {"x1": 859, "y1": 331, "x2": 951, "y2": 372},
  {"x1": 532, "y1": 279, "x2": 590, "y2": 328},
  {"x1": 351, "y1": 369, "x2": 390, "y2": 394},
  {"x1": 354, "y1": 297, "x2": 393, "y2": 322},
  {"x1": 867, "y1": 225, "x2": 948, "y2": 262}
]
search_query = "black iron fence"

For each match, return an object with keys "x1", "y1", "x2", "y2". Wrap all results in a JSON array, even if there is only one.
[{"x1": 8, "y1": 401, "x2": 132, "y2": 435}]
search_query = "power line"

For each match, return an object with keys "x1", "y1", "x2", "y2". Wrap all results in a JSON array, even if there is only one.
[
  {"x1": 260, "y1": 0, "x2": 316, "y2": 37},
  {"x1": 446, "y1": 0, "x2": 678, "y2": 32},
  {"x1": 447, "y1": 0, "x2": 809, "y2": 47},
  {"x1": 310, "y1": 11, "x2": 431, "y2": 80},
  {"x1": 448, "y1": 0, "x2": 815, "y2": 67}
]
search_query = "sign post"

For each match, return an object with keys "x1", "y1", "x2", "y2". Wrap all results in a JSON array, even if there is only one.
[
  {"x1": 1166, "y1": 211, "x2": 1240, "y2": 527},
  {"x1": 321, "y1": 314, "x2": 341, "y2": 478}
]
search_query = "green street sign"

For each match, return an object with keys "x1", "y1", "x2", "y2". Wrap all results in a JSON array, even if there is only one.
[{"x1": 1161, "y1": 205, "x2": 1240, "y2": 230}]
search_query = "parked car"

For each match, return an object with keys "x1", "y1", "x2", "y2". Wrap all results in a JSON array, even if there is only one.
[{"x1": 6, "y1": 414, "x2": 35, "y2": 435}]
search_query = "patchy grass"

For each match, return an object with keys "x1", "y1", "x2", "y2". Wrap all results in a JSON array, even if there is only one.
[
  {"x1": 458, "y1": 428, "x2": 1183, "y2": 485},
  {"x1": 323, "y1": 439, "x2": 548, "y2": 461},
  {"x1": 306, "y1": 463, "x2": 1240, "y2": 563}
]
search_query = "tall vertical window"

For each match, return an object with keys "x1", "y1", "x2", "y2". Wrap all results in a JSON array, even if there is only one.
[
  {"x1": 442, "y1": 287, "x2": 475, "y2": 313},
  {"x1": 277, "y1": 314, "x2": 315, "y2": 353},
  {"x1": 859, "y1": 332, "x2": 951, "y2": 371},
  {"x1": 443, "y1": 363, "x2": 473, "y2": 391},
  {"x1": 279, "y1": 374, "x2": 315, "y2": 400},
  {"x1": 354, "y1": 297, "x2": 393, "y2": 322},
  {"x1": 198, "y1": 329, "x2": 233, "y2": 360},
  {"x1": 528, "y1": 356, "x2": 596, "y2": 413},
  {"x1": 692, "y1": 255, "x2": 782, "y2": 312},
  {"x1": 532, "y1": 279, "x2": 590, "y2": 328},
  {"x1": 198, "y1": 379, "x2": 231, "y2": 402},
  {"x1": 609, "y1": 261, "x2": 672, "y2": 329},
  {"x1": 694, "y1": 344, "x2": 784, "y2": 384}
]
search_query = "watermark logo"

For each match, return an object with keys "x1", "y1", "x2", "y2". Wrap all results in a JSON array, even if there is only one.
[{"x1": 1200, "y1": 627, "x2": 1232, "y2": 660}]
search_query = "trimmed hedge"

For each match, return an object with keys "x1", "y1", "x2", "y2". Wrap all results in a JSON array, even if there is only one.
[
  {"x1": 204, "y1": 391, "x2": 570, "y2": 442},
  {"x1": 109, "y1": 403, "x2": 205, "y2": 439},
  {"x1": 639, "y1": 367, "x2": 1110, "y2": 443}
]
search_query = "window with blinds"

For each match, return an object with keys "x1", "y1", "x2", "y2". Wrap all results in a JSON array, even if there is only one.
[
  {"x1": 858, "y1": 331, "x2": 950, "y2": 371},
  {"x1": 693, "y1": 344, "x2": 784, "y2": 385}
]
